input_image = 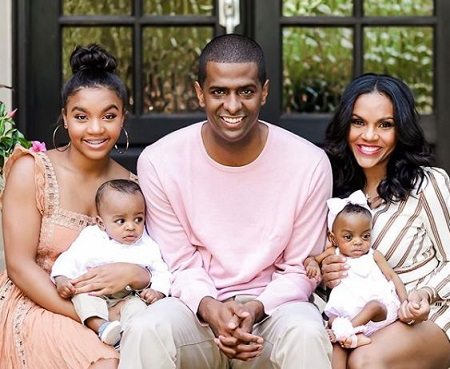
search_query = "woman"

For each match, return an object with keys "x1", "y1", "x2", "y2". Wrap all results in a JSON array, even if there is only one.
[
  {"x1": 0, "y1": 44, "x2": 150, "y2": 368},
  {"x1": 322, "y1": 73, "x2": 450, "y2": 369}
]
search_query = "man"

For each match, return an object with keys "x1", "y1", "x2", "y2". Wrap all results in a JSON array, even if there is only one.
[{"x1": 120, "y1": 34, "x2": 332, "y2": 369}]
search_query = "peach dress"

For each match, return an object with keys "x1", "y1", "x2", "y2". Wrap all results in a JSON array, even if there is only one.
[{"x1": 0, "y1": 147, "x2": 134, "y2": 368}]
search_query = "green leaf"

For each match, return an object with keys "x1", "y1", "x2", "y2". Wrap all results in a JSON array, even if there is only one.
[
  {"x1": 0, "y1": 101, "x2": 34, "y2": 170},
  {"x1": 0, "y1": 136, "x2": 13, "y2": 145},
  {"x1": 17, "y1": 138, "x2": 32, "y2": 149}
]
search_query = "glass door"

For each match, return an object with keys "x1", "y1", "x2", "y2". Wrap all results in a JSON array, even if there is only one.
[{"x1": 254, "y1": 0, "x2": 437, "y2": 145}]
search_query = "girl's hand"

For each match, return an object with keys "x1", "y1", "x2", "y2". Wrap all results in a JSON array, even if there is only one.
[{"x1": 320, "y1": 253, "x2": 349, "y2": 288}]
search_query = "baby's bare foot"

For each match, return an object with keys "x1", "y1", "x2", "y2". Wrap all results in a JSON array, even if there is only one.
[
  {"x1": 340, "y1": 333, "x2": 371, "y2": 349},
  {"x1": 355, "y1": 333, "x2": 371, "y2": 347}
]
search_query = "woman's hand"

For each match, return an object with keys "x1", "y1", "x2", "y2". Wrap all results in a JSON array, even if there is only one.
[
  {"x1": 71, "y1": 262, "x2": 147, "y2": 296},
  {"x1": 398, "y1": 290, "x2": 430, "y2": 324},
  {"x1": 321, "y1": 253, "x2": 349, "y2": 288}
]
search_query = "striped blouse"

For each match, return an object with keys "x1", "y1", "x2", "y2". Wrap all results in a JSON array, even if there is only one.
[{"x1": 371, "y1": 167, "x2": 450, "y2": 337}]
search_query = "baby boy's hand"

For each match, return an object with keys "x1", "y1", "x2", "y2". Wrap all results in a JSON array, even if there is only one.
[
  {"x1": 139, "y1": 288, "x2": 165, "y2": 304},
  {"x1": 54, "y1": 275, "x2": 77, "y2": 299}
]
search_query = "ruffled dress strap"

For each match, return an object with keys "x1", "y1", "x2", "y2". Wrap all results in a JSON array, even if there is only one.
[{"x1": 2, "y1": 145, "x2": 47, "y2": 214}]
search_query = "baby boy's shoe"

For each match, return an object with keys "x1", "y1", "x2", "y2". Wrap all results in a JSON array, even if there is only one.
[{"x1": 98, "y1": 320, "x2": 122, "y2": 346}]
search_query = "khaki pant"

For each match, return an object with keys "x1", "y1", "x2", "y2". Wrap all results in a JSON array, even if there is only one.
[
  {"x1": 118, "y1": 297, "x2": 332, "y2": 369},
  {"x1": 72, "y1": 292, "x2": 147, "y2": 331}
]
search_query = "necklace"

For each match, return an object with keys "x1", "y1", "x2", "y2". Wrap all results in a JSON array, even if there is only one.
[
  {"x1": 365, "y1": 193, "x2": 372, "y2": 205},
  {"x1": 365, "y1": 192, "x2": 381, "y2": 207}
]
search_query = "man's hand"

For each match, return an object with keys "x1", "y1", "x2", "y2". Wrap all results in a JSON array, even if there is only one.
[
  {"x1": 215, "y1": 299, "x2": 265, "y2": 360},
  {"x1": 54, "y1": 275, "x2": 76, "y2": 299},
  {"x1": 198, "y1": 297, "x2": 264, "y2": 360}
]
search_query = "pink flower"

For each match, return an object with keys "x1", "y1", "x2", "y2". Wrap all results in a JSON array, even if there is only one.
[
  {"x1": 6, "y1": 108, "x2": 17, "y2": 119},
  {"x1": 31, "y1": 141, "x2": 47, "y2": 152}
]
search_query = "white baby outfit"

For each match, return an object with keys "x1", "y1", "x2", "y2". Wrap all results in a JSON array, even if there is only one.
[{"x1": 324, "y1": 248, "x2": 400, "y2": 336}]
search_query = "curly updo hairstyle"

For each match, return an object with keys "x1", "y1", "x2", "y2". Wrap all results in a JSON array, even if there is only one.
[{"x1": 61, "y1": 44, "x2": 128, "y2": 112}]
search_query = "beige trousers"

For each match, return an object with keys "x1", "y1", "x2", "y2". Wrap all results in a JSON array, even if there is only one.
[
  {"x1": 72, "y1": 292, "x2": 147, "y2": 330},
  {"x1": 118, "y1": 297, "x2": 332, "y2": 369}
]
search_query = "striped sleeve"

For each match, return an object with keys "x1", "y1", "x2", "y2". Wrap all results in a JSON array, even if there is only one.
[{"x1": 421, "y1": 168, "x2": 450, "y2": 298}]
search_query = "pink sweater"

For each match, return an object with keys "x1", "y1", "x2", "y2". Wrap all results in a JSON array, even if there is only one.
[{"x1": 137, "y1": 122, "x2": 332, "y2": 315}]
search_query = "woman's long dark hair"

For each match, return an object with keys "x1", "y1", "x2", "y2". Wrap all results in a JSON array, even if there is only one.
[{"x1": 325, "y1": 73, "x2": 434, "y2": 202}]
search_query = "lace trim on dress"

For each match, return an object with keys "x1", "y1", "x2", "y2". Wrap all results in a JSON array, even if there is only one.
[
  {"x1": 0, "y1": 277, "x2": 13, "y2": 302},
  {"x1": 52, "y1": 208, "x2": 96, "y2": 230},
  {"x1": 0, "y1": 277, "x2": 33, "y2": 369},
  {"x1": 14, "y1": 293, "x2": 33, "y2": 369},
  {"x1": 38, "y1": 152, "x2": 95, "y2": 227},
  {"x1": 38, "y1": 152, "x2": 59, "y2": 258},
  {"x1": 36, "y1": 153, "x2": 96, "y2": 272}
]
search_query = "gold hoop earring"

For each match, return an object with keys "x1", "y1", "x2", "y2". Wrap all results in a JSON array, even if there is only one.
[
  {"x1": 52, "y1": 124, "x2": 71, "y2": 152},
  {"x1": 115, "y1": 127, "x2": 129, "y2": 155}
]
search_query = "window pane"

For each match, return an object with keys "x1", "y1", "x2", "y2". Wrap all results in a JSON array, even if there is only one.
[
  {"x1": 62, "y1": 27, "x2": 134, "y2": 108},
  {"x1": 283, "y1": 0, "x2": 352, "y2": 16},
  {"x1": 63, "y1": 0, "x2": 132, "y2": 16},
  {"x1": 142, "y1": 27, "x2": 213, "y2": 113},
  {"x1": 364, "y1": 27, "x2": 433, "y2": 113},
  {"x1": 143, "y1": 0, "x2": 213, "y2": 15},
  {"x1": 283, "y1": 27, "x2": 353, "y2": 113},
  {"x1": 365, "y1": 0, "x2": 433, "y2": 16}
]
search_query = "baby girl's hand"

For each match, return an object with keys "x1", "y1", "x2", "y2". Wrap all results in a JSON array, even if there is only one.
[
  {"x1": 398, "y1": 290, "x2": 430, "y2": 324},
  {"x1": 306, "y1": 263, "x2": 321, "y2": 280}
]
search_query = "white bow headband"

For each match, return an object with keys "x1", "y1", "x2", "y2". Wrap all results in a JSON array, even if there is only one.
[{"x1": 326, "y1": 190, "x2": 371, "y2": 230}]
